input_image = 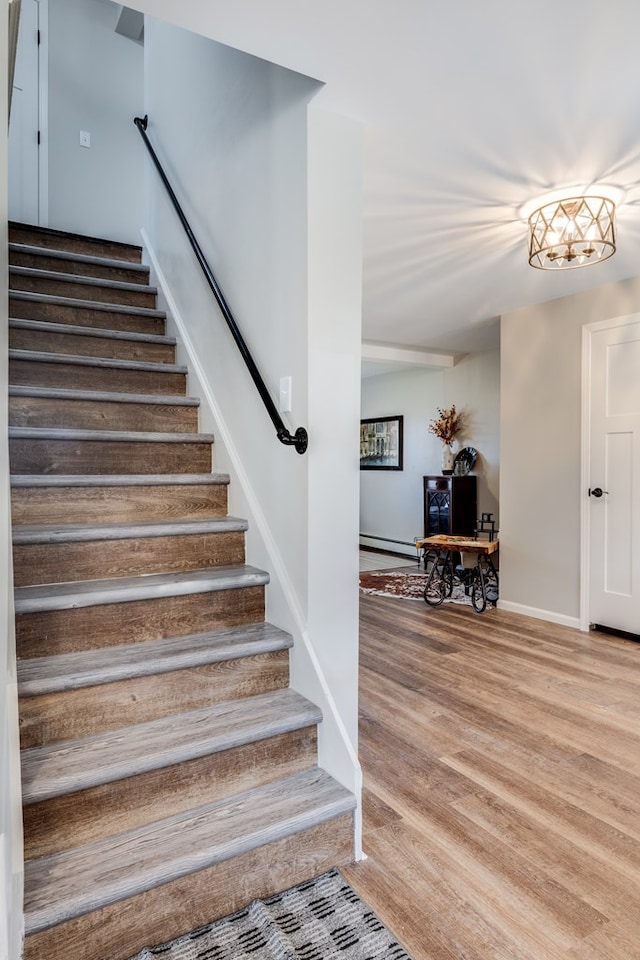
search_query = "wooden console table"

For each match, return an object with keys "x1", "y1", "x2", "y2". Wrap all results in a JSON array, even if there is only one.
[{"x1": 415, "y1": 534, "x2": 499, "y2": 613}]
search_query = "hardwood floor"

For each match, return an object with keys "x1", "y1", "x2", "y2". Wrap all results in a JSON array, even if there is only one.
[{"x1": 344, "y1": 591, "x2": 640, "y2": 959}]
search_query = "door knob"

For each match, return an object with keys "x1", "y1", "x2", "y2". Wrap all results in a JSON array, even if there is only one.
[{"x1": 589, "y1": 487, "x2": 608, "y2": 498}]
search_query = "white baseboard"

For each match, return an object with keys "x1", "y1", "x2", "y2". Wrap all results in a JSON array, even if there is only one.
[
  {"x1": 359, "y1": 539, "x2": 416, "y2": 560},
  {"x1": 497, "y1": 599, "x2": 581, "y2": 630}
]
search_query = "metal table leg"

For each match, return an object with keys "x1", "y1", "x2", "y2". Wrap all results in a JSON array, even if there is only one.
[{"x1": 470, "y1": 554, "x2": 499, "y2": 613}]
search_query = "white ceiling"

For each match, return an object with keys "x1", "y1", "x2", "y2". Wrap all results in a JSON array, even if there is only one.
[{"x1": 134, "y1": 0, "x2": 640, "y2": 357}]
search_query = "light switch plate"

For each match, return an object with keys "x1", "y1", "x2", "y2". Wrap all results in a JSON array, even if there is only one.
[{"x1": 279, "y1": 376, "x2": 292, "y2": 413}]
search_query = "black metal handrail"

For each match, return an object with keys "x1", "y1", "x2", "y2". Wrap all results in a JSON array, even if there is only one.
[{"x1": 134, "y1": 115, "x2": 308, "y2": 454}]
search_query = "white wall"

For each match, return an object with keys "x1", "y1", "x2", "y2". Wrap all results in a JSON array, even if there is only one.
[
  {"x1": 143, "y1": 18, "x2": 316, "y2": 607},
  {"x1": 47, "y1": 0, "x2": 143, "y2": 242},
  {"x1": 360, "y1": 349, "x2": 500, "y2": 551},
  {"x1": 142, "y1": 20, "x2": 363, "y2": 802},
  {"x1": 2, "y1": 2, "x2": 25, "y2": 956},
  {"x1": 500, "y1": 274, "x2": 640, "y2": 625},
  {"x1": 305, "y1": 105, "x2": 363, "y2": 761}
]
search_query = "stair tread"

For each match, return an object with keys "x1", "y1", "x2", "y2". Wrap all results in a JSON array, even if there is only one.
[
  {"x1": 13, "y1": 516, "x2": 248, "y2": 544},
  {"x1": 14, "y1": 564, "x2": 270, "y2": 613},
  {"x1": 9, "y1": 290, "x2": 166, "y2": 318},
  {"x1": 23, "y1": 767, "x2": 355, "y2": 935},
  {"x1": 9, "y1": 348, "x2": 186, "y2": 374},
  {"x1": 9, "y1": 385, "x2": 199, "y2": 406},
  {"x1": 9, "y1": 317, "x2": 175, "y2": 345},
  {"x1": 11, "y1": 473, "x2": 229, "y2": 487},
  {"x1": 21, "y1": 688, "x2": 318, "y2": 804},
  {"x1": 9, "y1": 242, "x2": 150, "y2": 273},
  {"x1": 9, "y1": 265, "x2": 157, "y2": 295},
  {"x1": 9, "y1": 222, "x2": 143, "y2": 260},
  {"x1": 18, "y1": 622, "x2": 293, "y2": 696},
  {"x1": 9, "y1": 427, "x2": 213, "y2": 443}
]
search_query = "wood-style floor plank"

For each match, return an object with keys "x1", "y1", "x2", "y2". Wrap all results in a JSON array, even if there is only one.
[{"x1": 344, "y1": 590, "x2": 640, "y2": 960}]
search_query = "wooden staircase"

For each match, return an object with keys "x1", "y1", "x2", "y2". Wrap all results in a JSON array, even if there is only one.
[{"x1": 8, "y1": 223, "x2": 356, "y2": 960}]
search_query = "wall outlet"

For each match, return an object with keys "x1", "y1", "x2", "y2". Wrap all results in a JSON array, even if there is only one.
[
  {"x1": 79, "y1": 130, "x2": 91, "y2": 148},
  {"x1": 279, "y1": 376, "x2": 292, "y2": 413}
]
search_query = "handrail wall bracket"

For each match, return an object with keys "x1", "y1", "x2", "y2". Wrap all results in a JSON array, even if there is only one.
[
  {"x1": 279, "y1": 426, "x2": 308, "y2": 455},
  {"x1": 134, "y1": 114, "x2": 309, "y2": 455}
]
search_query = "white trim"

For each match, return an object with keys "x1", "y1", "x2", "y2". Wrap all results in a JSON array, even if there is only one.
[
  {"x1": 359, "y1": 534, "x2": 417, "y2": 558},
  {"x1": 142, "y1": 230, "x2": 363, "y2": 858},
  {"x1": 36, "y1": 0, "x2": 49, "y2": 226},
  {"x1": 0, "y1": 835, "x2": 7, "y2": 960},
  {"x1": 580, "y1": 324, "x2": 592, "y2": 633},
  {"x1": 579, "y1": 312, "x2": 640, "y2": 633},
  {"x1": 497, "y1": 599, "x2": 581, "y2": 631},
  {"x1": 361, "y1": 340, "x2": 454, "y2": 369},
  {"x1": 582, "y1": 312, "x2": 640, "y2": 335}
]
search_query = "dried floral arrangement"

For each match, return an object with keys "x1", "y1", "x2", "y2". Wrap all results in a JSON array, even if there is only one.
[{"x1": 428, "y1": 405, "x2": 461, "y2": 446}]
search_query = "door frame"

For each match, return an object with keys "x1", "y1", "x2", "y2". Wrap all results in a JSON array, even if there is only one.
[
  {"x1": 37, "y1": 0, "x2": 49, "y2": 225},
  {"x1": 580, "y1": 311, "x2": 640, "y2": 632},
  {"x1": 9, "y1": 0, "x2": 49, "y2": 225}
]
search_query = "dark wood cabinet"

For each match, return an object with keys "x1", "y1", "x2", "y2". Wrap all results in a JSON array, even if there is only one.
[{"x1": 423, "y1": 475, "x2": 477, "y2": 537}]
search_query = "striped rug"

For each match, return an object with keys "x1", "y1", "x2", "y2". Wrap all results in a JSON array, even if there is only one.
[{"x1": 128, "y1": 869, "x2": 412, "y2": 960}]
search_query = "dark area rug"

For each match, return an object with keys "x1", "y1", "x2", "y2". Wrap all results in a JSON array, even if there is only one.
[
  {"x1": 359, "y1": 570, "x2": 471, "y2": 605},
  {"x1": 128, "y1": 869, "x2": 413, "y2": 960}
]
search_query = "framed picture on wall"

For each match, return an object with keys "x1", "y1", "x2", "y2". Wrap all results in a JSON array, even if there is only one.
[{"x1": 360, "y1": 415, "x2": 404, "y2": 470}]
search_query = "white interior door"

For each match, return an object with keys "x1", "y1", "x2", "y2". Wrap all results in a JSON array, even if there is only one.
[
  {"x1": 587, "y1": 315, "x2": 640, "y2": 636},
  {"x1": 8, "y1": 0, "x2": 42, "y2": 224}
]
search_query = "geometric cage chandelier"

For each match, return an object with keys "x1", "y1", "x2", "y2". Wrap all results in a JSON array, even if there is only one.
[{"x1": 528, "y1": 195, "x2": 616, "y2": 270}]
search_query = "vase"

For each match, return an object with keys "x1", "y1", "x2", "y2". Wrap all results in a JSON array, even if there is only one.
[{"x1": 441, "y1": 445, "x2": 454, "y2": 476}]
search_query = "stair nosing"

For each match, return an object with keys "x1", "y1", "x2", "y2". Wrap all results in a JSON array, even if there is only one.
[
  {"x1": 9, "y1": 348, "x2": 186, "y2": 375},
  {"x1": 9, "y1": 317, "x2": 176, "y2": 346},
  {"x1": 10, "y1": 473, "x2": 229, "y2": 487},
  {"x1": 23, "y1": 768, "x2": 355, "y2": 935},
  {"x1": 21, "y1": 689, "x2": 320, "y2": 804},
  {"x1": 9, "y1": 290, "x2": 166, "y2": 319},
  {"x1": 9, "y1": 242, "x2": 150, "y2": 273},
  {"x1": 17, "y1": 622, "x2": 293, "y2": 696},
  {"x1": 13, "y1": 516, "x2": 249, "y2": 545},
  {"x1": 14, "y1": 564, "x2": 269, "y2": 613},
  {"x1": 9, "y1": 385, "x2": 199, "y2": 407},
  {"x1": 9, "y1": 426, "x2": 214, "y2": 444},
  {"x1": 9, "y1": 265, "x2": 157, "y2": 295}
]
